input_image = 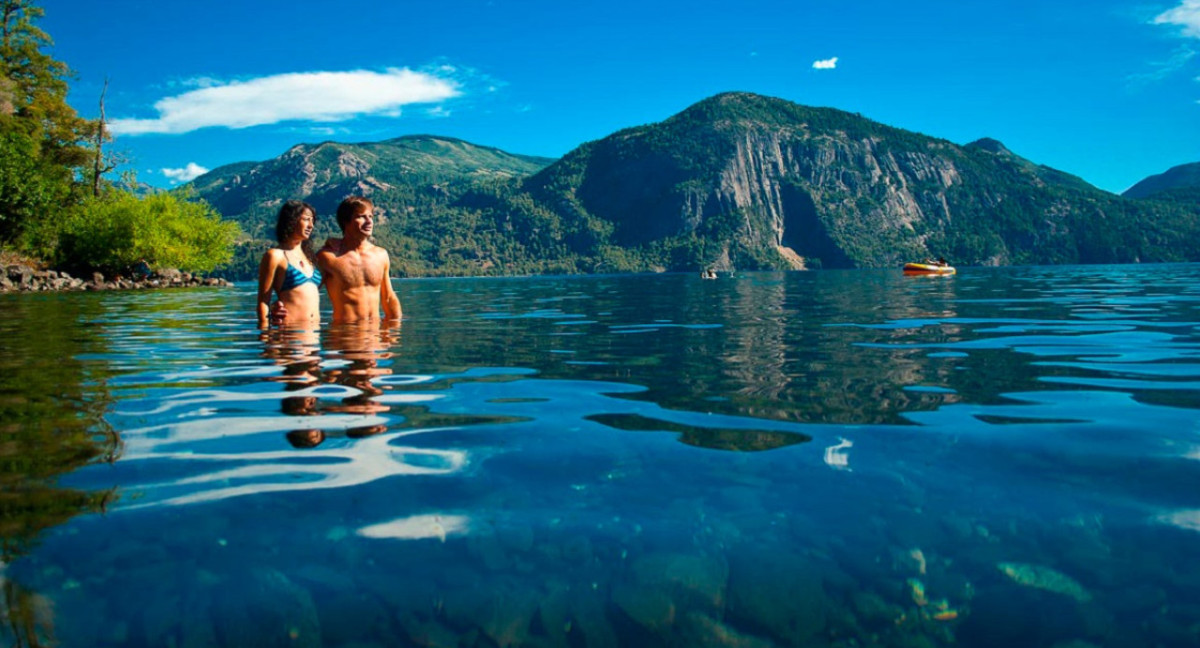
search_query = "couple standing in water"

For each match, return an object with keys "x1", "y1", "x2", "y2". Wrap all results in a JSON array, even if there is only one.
[{"x1": 256, "y1": 196, "x2": 403, "y2": 328}]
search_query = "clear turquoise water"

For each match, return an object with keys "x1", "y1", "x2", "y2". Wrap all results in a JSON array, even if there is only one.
[{"x1": 3, "y1": 265, "x2": 1200, "y2": 647}]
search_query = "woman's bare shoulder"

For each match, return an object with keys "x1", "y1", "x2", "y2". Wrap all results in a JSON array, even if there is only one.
[{"x1": 261, "y1": 248, "x2": 288, "y2": 263}]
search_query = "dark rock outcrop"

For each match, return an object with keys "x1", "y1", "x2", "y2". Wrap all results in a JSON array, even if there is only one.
[{"x1": 0, "y1": 264, "x2": 231, "y2": 293}]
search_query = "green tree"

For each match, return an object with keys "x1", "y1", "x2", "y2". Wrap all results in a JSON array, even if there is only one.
[
  {"x1": 1, "y1": 0, "x2": 90, "y2": 167},
  {"x1": 0, "y1": 0, "x2": 92, "y2": 245},
  {"x1": 0, "y1": 126, "x2": 69, "y2": 247}
]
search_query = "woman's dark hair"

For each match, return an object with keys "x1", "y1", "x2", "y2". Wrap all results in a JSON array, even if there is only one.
[{"x1": 275, "y1": 200, "x2": 317, "y2": 261}]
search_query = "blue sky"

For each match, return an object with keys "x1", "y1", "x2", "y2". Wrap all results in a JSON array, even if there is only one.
[{"x1": 42, "y1": 0, "x2": 1200, "y2": 193}]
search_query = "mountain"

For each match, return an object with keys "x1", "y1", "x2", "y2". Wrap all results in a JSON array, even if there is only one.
[
  {"x1": 496, "y1": 92, "x2": 1200, "y2": 270},
  {"x1": 1123, "y1": 162, "x2": 1200, "y2": 203},
  {"x1": 963, "y1": 137, "x2": 1097, "y2": 193},
  {"x1": 190, "y1": 135, "x2": 557, "y2": 277},
  {"x1": 191, "y1": 135, "x2": 555, "y2": 239},
  {"x1": 202, "y1": 93, "x2": 1200, "y2": 279}
]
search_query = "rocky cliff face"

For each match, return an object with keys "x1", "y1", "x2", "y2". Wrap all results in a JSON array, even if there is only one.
[
  {"x1": 527, "y1": 93, "x2": 1199, "y2": 270},
  {"x1": 695, "y1": 127, "x2": 964, "y2": 268}
]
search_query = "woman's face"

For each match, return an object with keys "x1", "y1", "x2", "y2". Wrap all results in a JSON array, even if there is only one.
[{"x1": 298, "y1": 210, "x2": 315, "y2": 240}]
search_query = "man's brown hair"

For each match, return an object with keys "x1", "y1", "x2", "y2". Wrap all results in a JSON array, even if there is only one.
[{"x1": 336, "y1": 196, "x2": 374, "y2": 230}]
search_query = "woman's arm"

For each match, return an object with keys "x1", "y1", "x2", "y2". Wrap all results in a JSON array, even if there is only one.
[{"x1": 257, "y1": 250, "x2": 280, "y2": 328}]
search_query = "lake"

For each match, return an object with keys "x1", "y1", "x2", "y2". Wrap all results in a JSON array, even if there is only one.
[{"x1": 2, "y1": 265, "x2": 1200, "y2": 647}]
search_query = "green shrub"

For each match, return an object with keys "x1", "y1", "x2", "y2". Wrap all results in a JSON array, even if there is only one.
[{"x1": 56, "y1": 189, "x2": 239, "y2": 274}]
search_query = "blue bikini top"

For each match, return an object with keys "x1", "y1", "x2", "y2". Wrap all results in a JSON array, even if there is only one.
[{"x1": 280, "y1": 255, "x2": 321, "y2": 291}]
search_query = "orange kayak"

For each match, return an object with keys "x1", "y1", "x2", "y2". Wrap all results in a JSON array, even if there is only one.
[{"x1": 903, "y1": 262, "x2": 956, "y2": 275}]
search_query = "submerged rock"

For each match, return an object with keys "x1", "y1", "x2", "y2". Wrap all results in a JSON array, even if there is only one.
[
  {"x1": 611, "y1": 584, "x2": 676, "y2": 632},
  {"x1": 211, "y1": 568, "x2": 321, "y2": 648},
  {"x1": 678, "y1": 611, "x2": 774, "y2": 648},
  {"x1": 726, "y1": 547, "x2": 827, "y2": 644},
  {"x1": 627, "y1": 552, "x2": 728, "y2": 610},
  {"x1": 997, "y1": 562, "x2": 1092, "y2": 603}
]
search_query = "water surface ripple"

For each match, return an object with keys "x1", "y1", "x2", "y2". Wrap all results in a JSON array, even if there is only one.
[{"x1": 3, "y1": 265, "x2": 1200, "y2": 647}]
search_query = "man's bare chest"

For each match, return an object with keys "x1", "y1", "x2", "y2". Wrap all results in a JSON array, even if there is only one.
[{"x1": 328, "y1": 254, "x2": 383, "y2": 287}]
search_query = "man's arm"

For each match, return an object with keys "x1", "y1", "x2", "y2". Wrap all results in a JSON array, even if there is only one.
[{"x1": 381, "y1": 252, "x2": 402, "y2": 321}]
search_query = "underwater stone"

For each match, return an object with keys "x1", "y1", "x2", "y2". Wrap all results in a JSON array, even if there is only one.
[
  {"x1": 533, "y1": 579, "x2": 574, "y2": 646},
  {"x1": 497, "y1": 522, "x2": 536, "y2": 553},
  {"x1": 959, "y1": 586, "x2": 1085, "y2": 648},
  {"x1": 997, "y1": 562, "x2": 1092, "y2": 603},
  {"x1": 441, "y1": 578, "x2": 541, "y2": 647},
  {"x1": 726, "y1": 548, "x2": 826, "y2": 644},
  {"x1": 140, "y1": 593, "x2": 182, "y2": 646},
  {"x1": 315, "y1": 591, "x2": 389, "y2": 645},
  {"x1": 397, "y1": 613, "x2": 460, "y2": 648},
  {"x1": 293, "y1": 564, "x2": 357, "y2": 592},
  {"x1": 98, "y1": 620, "x2": 129, "y2": 645},
  {"x1": 467, "y1": 532, "x2": 511, "y2": 571},
  {"x1": 677, "y1": 611, "x2": 774, "y2": 648},
  {"x1": 611, "y1": 583, "x2": 676, "y2": 632},
  {"x1": 626, "y1": 552, "x2": 728, "y2": 611},
  {"x1": 179, "y1": 590, "x2": 220, "y2": 648},
  {"x1": 1104, "y1": 583, "x2": 1165, "y2": 616},
  {"x1": 211, "y1": 568, "x2": 321, "y2": 648},
  {"x1": 890, "y1": 633, "x2": 939, "y2": 648},
  {"x1": 560, "y1": 534, "x2": 595, "y2": 565},
  {"x1": 564, "y1": 589, "x2": 618, "y2": 648},
  {"x1": 850, "y1": 590, "x2": 904, "y2": 629}
]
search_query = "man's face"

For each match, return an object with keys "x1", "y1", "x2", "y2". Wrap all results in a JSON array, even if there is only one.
[{"x1": 346, "y1": 207, "x2": 374, "y2": 238}]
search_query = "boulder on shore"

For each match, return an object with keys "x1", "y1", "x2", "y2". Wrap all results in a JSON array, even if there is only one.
[{"x1": 0, "y1": 263, "x2": 231, "y2": 293}]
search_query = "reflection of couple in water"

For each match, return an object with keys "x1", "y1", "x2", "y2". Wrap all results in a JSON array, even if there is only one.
[
  {"x1": 263, "y1": 322, "x2": 399, "y2": 448},
  {"x1": 257, "y1": 195, "x2": 403, "y2": 448}
]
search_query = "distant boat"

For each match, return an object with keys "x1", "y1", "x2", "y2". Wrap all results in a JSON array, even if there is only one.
[{"x1": 903, "y1": 262, "x2": 955, "y2": 275}]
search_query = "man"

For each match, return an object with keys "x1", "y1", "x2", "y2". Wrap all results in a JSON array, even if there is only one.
[{"x1": 317, "y1": 196, "x2": 402, "y2": 323}]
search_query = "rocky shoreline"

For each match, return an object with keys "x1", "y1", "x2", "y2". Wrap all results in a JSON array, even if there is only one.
[{"x1": 1, "y1": 263, "x2": 232, "y2": 293}]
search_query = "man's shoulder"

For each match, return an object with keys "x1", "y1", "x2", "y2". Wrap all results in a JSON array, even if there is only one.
[{"x1": 362, "y1": 241, "x2": 389, "y2": 260}]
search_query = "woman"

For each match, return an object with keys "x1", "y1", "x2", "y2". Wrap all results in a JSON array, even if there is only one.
[{"x1": 257, "y1": 200, "x2": 322, "y2": 328}]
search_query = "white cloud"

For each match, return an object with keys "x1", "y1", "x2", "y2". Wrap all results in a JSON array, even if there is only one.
[
  {"x1": 1128, "y1": 45, "x2": 1196, "y2": 85},
  {"x1": 1156, "y1": 0, "x2": 1200, "y2": 38},
  {"x1": 812, "y1": 57, "x2": 839, "y2": 70},
  {"x1": 111, "y1": 67, "x2": 461, "y2": 136},
  {"x1": 161, "y1": 162, "x2": 210, "y2": 183},
  {"x1": 175, "y1": 76, "x2": 223, "y2": 89}
]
